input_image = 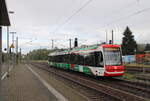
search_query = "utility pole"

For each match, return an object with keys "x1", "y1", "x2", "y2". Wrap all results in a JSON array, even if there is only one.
[
  {"x1": 10, "y1": 32, "x2": 16, "y2": 66},
  {"x1": 10, "y1": 32, "x2": 16, "y2": 51},
  {"x1": 106, "y1": 30, "x2": 108, "y2": 44},
  {"x1": 7, "y1": 27, "x2": 10, "y2": 77},
  {"x1": 7, "y1": 27, "x2": 9, "y2": 53},
  {"x1": 52, "y1": 40, "x2": 54, "y2": 49},
  {"x1": 69, "y1": 39, "x2": 72, "y2": 50},
  {"x1": 16, "y1": 37, "x2": 18, "y2": 64},
  {"x1": 112, "y1": 30, "x2": 114, "y2": 44},
  {"x1": 20, "y1": 48, "x2": 21, "y2": 63}
]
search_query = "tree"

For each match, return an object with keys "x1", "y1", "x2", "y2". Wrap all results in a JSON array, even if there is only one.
[
  {"x1": 25, "y1": 49, "x2": 51, "y2": 60},
  {"x1": 144, "y1": 43, "x2": 150, "y2": 51},
  {"x1": 121, "y1": 26, "x2": 137, "y2": 55},
  {"x1": 24, "y1": 48, "x2": 63, "y2": 60}
]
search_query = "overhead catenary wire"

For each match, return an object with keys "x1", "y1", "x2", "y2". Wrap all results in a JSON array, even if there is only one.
[
  {"x1": 54, "y1": 40, "x2": 69, "y2": 48},
  {"x1": 53, "y1": 0, "x2": 141, "y2": 44},
  {"x1": 51, "y1": 0, "x2": 146, "y2": 47},
  {"x1": 101, "y1": 7, "x2": 150, "y2": 29},
  {"x1": 19, "y1": 38, "x2": 37, "y2": 47},
  {"x1": 106, "y1": 0, "x2": 140, "y2": 18},
  {"x1": 53, "y1": 0, "x2": 138, "y2": 33},
  {"x1": 53, "y1": 0, "x2": 93, "y2": 33}
]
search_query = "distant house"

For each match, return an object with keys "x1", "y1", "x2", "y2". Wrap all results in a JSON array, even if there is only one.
[
  {"x1": 137, "y1": 44, "x2": 146, "y2": 53},
  {"x1": 122, "y1": 55, "x2": 136, "y2": 63},
  {"x1": 145, "y1": 51, "x2": 150, "y2": 62}
]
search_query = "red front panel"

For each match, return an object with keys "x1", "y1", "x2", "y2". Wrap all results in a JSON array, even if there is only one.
[
  {"x1": 101, "y1": 44, "x2": 120, "y2": 48},
  {"x1": 104, "y1": 65, "x2": 124, "y2": 76}
]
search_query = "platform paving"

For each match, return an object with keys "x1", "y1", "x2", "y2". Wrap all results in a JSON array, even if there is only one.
[
  {"x1": 1, "y1": 64, "x2": 8, "y2": 76},
  {"x1": 29, "y1": 64, "x2": 88, "y2": 101},
  {"x1": 0, "y1": 64, "x2": 58, "y2": 101}
]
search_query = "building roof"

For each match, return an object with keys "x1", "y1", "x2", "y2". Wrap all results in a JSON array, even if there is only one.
[{"x1": 0, "y1": 0, "x2": 10, "y2": 26}]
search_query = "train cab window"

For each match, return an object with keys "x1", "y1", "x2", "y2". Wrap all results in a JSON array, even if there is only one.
[{"x1": 103, "y1": 48, "x2": 121, "y2": 66}]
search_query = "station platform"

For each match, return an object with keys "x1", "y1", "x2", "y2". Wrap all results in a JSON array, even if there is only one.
[
  {"x1": 0, "y1": 64, "x2": 87, "y2": 101},
  {"x1": 0, "y1": 64, "x2": 59, "y2": 101},
  {"x1": 1, "y1": 64, "x2": 9, "y2": 76}
]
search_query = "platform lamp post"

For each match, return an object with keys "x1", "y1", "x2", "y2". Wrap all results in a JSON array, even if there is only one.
[
  {"x1": 6, "y1": 11, "x2": 14, "y2": 77},
  {"x1": 7, "y1": 11, "x2": 14, "y2": 53},
  {"x1": 19, "y1": 48, "x2": 21, "y2": 63},
  {"x1": 10, "y1": 32, "x2": 16, "y2": 68},
  {"x1": 14, "y1": 38, "x2": 18, "y2": 65}
]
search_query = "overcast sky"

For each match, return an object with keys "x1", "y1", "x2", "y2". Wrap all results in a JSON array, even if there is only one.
[{"x1": 2, "y1": 0, "x2": 150, "y2": 54}]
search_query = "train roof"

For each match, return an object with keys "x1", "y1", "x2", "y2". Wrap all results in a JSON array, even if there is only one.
[
  {"x1": 48, "y1": 44, "x2": 120, "y2": 56},
  {"x1": 48, "y1": 44, "x2": 99, "y2": 56}
]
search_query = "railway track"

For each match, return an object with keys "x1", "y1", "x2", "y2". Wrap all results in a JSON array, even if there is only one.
[
  {"x1": 125, "y1": 66, "x2": 150, "y2": 81},
  {"x1": 29, "y1": 62, "x2": 149, "y2": 101},
  {"x1": 93, "y1": 78, "x2": 150, "y2": 99},
  {"x1": 135, "y1": 75, "x2": 150, "y2": 82},
  {"x1": 125, "y1": 66, "x2": 150, "y2": 74}
]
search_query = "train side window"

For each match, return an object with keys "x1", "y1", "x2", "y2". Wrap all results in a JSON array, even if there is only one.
[
  {"x1": 84, "y1": 54, "x2": 88, "y2": 66},
  {"x1": 74, "y1": 54, "x2": 78, "y2": 64},
  {"x1": 99, "y1": 52, "x2": 103, "y2": 66},
  {"x1": 63, "y1": 55, "x2": 66, "y2": 63},
  {"x1": 58, "y1": 55, "x2": 62, "y2": 63},
  {"x1": 48, "y1": 56, "x2": 50, "y2": 61},
  {"x1": 94, "y1": 51, "x2": 103, "y2": 67},
  {"x1": 50, "y1": 56, "x2": 53, "y2": 62},
  {"x1": 67, "y1": 54, "x2": 70, "y2": 63},
  {"x1": 84, "y1": 53, "x2": 95, "y2": 66},
  {"x1": 50, "y1": 56, "x2": 52, "y2": 62},
  {"x1": 65, "y1": 54, "x2": 67, "y2": 63},
  {"x1": 73, "y1": 54, "x2": 77, "y2": 64},
  {"x1": 55, "y1": 56, "x2": 57, "y2": 62},
  {"x1": 70, "y1": 54, "x2": 73, "y2": 64},
  {"x1": 50, "y1": 56, "x2": 52, "y2": 61},
  {"x1": 64, "y1": 54, "x2": 69, "y2": 63},
  {"x1": 59, "y1": 55, "x2": 61, "y2": 62},
  {"x1": 90, "y1": 53, "x2": 95, "y2": 66},
  {"x1": 53, "y1": 56, "x2": 56, "y2": 62},
  {"x1": 78, "y1": 55, "x2": 84, "y2": 65},
  {"x1": 62, "y1": 55, "x2": 65, "y2": 63},
  {"x1": 53, "y1": 56, "x2": 55, "y2": 62},
  {"x1": 70, "y1": 54, "x2": 75, "y2": 64}
]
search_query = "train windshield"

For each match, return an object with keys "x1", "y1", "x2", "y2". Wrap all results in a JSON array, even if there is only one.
[{"x1": 103, "y1": 47, "x2": 122, "y2": 66}]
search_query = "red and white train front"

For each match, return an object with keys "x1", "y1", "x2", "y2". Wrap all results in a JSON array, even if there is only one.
[{"x1": 102, "y1": 45, "x2": 124, "y2": 76}]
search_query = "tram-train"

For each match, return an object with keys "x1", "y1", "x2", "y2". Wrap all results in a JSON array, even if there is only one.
[{"x1": 48, "y1": 44, "x2": 124, "y2": 77}]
